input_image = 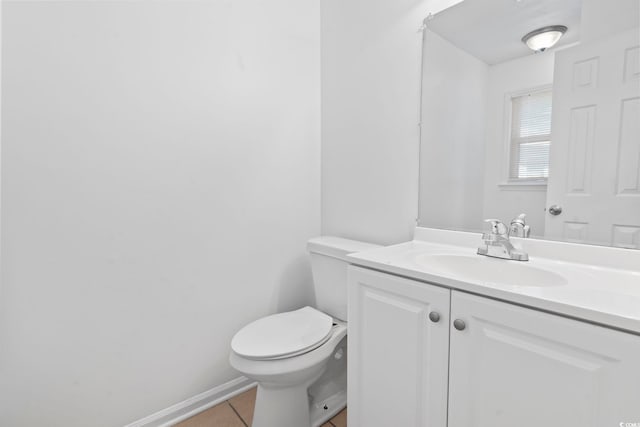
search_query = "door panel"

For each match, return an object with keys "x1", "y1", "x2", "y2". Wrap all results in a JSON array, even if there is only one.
[
  {"x1": 448, "y1": 291, "x2": 640, "y2": 427},
  {"x1": 347, "y1": 266, "x2": 450, "y2": 427}
]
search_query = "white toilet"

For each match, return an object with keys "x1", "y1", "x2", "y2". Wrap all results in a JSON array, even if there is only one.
[{"x1": 229, "y1": 236, "x2": 379, "y2": 427}]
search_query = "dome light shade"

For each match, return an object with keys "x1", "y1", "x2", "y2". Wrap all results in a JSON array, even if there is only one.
[{"x1": 522, "y1": 25, "x2": 568, "y2": 52}]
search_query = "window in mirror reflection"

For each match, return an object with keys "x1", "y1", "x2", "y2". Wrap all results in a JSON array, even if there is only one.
[{"x1": 509, "y1": 88, "x2": 552, "y2": 181}]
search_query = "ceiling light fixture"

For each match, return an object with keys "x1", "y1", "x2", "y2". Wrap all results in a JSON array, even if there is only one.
[{"x1": 522, "y1": 25, "x2": 567, "y2": 52}]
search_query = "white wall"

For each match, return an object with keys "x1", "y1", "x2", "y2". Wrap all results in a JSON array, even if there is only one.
[
  {"x1": 482, "y1": 51, "x2": 555, "y2": 236},
  {"x1": 0, "y1": 1, "x2": 320, "y2": 426},
  {"x1": 320, "y1": 0, "x2": 463, "y2": 245},
  {"x1": 419, "y1": 30, "x2": 488, "y2": 231}
]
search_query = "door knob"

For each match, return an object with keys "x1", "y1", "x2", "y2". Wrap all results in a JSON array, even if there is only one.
[
  {"x1": 453, "y1": 319, "x2": 466, "y2": 331},
  {"x1": 428, "y1": 312, "x2": 440, "y2": 323},
  {"x1": 548, "y1": 205, "x2": 562, "y2": 216}
]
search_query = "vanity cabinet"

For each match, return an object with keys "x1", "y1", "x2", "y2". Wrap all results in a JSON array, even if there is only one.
[
  {"x1": 448, "y1": 290, "x2": 640, "y2": 427},
  {"x1": 347, "y1": 266, "x2": 450, "y2": 427},
  {"x1": 348, "y1": 266, "x2": 640, "y2": 427}
]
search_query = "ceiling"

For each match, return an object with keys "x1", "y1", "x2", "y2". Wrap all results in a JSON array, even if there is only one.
[{"x1": 427, "y1": 0, "x2": 582, "y2": 65}]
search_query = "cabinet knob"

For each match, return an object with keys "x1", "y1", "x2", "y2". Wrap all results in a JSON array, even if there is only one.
[
  {"x1": 428, "y1": 311, "x2": 440, "y2": 323},
  {"x1": 453, "y1": 319, "x2": 466, "y2": 331}
]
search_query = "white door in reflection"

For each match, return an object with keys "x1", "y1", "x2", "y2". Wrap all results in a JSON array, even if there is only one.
[{"x1": 545, "y1": 27, "x2": 640, "y2": 248}]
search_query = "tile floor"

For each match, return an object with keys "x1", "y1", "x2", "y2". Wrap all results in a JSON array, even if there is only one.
[{"x1": 175, "y1": 386, "x2": 347, "y2": 427}]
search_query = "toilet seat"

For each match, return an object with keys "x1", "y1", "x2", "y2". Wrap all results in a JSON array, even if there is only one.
[{"x1": 231, "y1": 306, "x2": 334, "y2": 360}]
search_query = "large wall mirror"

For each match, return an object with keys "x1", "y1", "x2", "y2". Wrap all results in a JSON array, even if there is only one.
[{"x1": 418, "y1": 0, "x2": 640, "y2": 249}]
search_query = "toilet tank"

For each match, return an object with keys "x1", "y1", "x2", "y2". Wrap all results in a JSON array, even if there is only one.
[{"x1": 307, "y1": 236, "x2": 381, "y2": 321}]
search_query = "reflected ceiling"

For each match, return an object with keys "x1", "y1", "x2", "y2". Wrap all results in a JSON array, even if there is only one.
[{"x1": 427, "y1": 0, "x2": 582, "y2": 64}]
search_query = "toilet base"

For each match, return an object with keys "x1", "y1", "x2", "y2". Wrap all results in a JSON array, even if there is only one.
[
  {"x1": 252, "y1": 381, "x2": 315, "y2": 427},
  {"x1": 309, "y1": 389, "x2": 346, "y2": 427},
  {"x1": 251, "y1": 383, "x2": 346, "y2": 427},
  {"x1": 309, "y1": 334, "x2": 347, "y2": 426}
]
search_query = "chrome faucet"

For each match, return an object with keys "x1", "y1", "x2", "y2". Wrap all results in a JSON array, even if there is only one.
[
  {"x1": 477, "y1": 219, "x2": 529, "y2": 261},
  {"x1": 510, "y1": 213, "x2": 531, "y2": 238}
]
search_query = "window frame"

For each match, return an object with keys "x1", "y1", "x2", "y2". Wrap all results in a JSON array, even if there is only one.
[{"x1": 500, "y1": 84, "x2": 552, "y2": 190}]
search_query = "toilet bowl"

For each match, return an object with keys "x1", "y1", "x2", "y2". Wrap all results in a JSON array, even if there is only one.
[
  {"x1": 229, "y1": 237, "x2": 380, "y2": 427},
  {"x1": 230, "y1": 308, "x2": 347, "y2": 427}
]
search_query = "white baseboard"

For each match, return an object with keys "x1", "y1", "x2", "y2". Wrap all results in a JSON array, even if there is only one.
[{"x1": 124, "y1": 376, "x2": 256, "y2": 427}]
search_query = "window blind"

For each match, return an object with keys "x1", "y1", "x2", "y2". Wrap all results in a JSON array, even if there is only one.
[{"x1": 510, "y1": 90, "x2": 552, "y2": 180}]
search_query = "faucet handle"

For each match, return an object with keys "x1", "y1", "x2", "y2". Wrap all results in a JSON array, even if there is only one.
[
  {"x1": 483, "y1": 219, "x2": 508, "y2": 238},
  {"x1": 510, "y1": 213, "x2": 531, "y2": 238},
  {"x1": 511, "y1": 213, "x2": 527, "y2": 225}
]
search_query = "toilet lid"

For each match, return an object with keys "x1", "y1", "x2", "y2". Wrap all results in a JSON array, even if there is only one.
[{"x1": 231, "y1": 307, "x2": 334, "y2": 360}]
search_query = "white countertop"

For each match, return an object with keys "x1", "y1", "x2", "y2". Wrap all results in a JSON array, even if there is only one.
[{"x1": 347, "y1": 228, "x2": 640, "y2": 334}]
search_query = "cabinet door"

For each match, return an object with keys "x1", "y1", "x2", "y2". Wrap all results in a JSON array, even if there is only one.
[
  {"x1": 347, "y1": 266, "x2": 450, "y2": 427},
  {"x1": 448, "y1": 290, "x2": 640, "y2": 427}
]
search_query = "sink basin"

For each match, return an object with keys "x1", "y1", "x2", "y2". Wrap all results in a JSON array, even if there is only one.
[{"x1": 415, "y1": 254, "x2": 567, "y2": 288}]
